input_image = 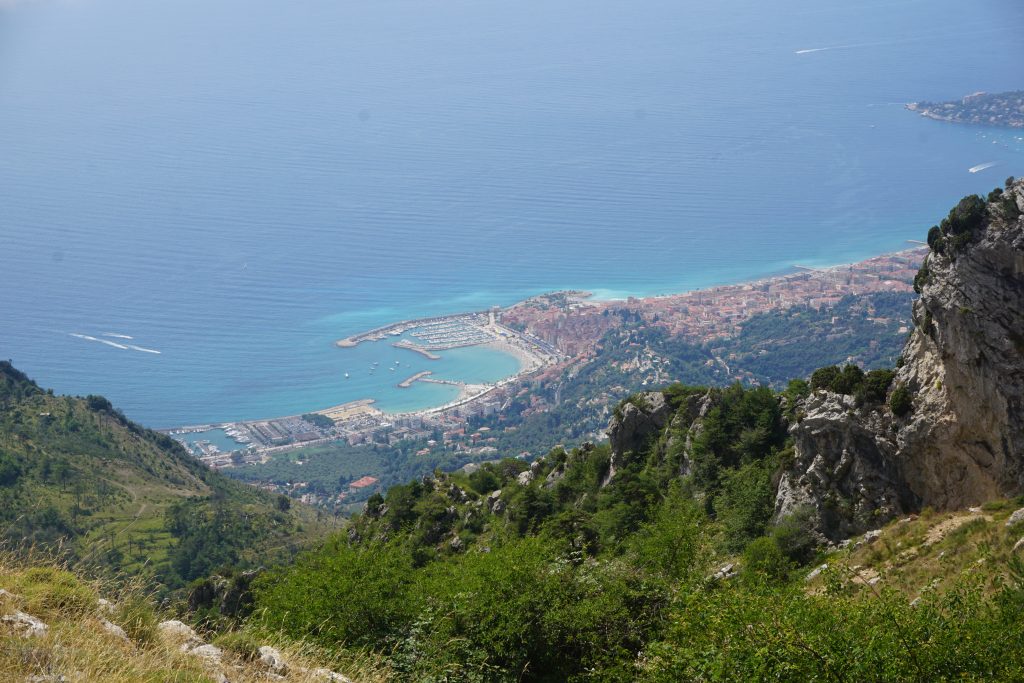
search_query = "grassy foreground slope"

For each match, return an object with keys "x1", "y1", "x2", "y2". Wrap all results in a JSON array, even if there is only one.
[
  {"x1": 251, "y1": 382, "x2": 1024, "y2": 681},
  {"x1": 0, "y1": 553, "x2": 387, "y2": 682},
  {"x1": 0, "y1": 361, "x2": 331, "y2": 589}
]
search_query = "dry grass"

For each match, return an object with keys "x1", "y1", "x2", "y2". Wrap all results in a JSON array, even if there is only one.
[
  {"x1": 0, "y1": 551, "x2": 391, "y2": 682},
  {"x1": 805, "y1": 496, "x2": 1024, "y2": 600}
]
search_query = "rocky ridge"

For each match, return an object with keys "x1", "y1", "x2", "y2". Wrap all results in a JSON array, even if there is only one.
[{"x1": 777, "y1": 179, "x2": 1024, "y2": 539}]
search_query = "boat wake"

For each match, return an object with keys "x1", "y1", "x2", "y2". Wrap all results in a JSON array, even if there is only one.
[
  {"x1": 103, "y1": 332, "x2": 134, "y2": 339},
  {"x1": 71, "y1": 333, "x2": 160, "y2": 354},
  {"x1": 795, "y1": 45, "x2": 853, "y2": 54},
  {"x1": 71, "y1": 333, "x2": 129, "y2": 350},
  {"x1": 126, "y1": 344, "x2": 161, "y2": 354},
  {"x1": 969, "y1": 161, "x2": 997, "y2": 174}
]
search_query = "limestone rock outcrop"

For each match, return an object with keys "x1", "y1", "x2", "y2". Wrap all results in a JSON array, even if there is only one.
[
  {"x1": 604, "y1": 391, "x2": 672, "y2": 484},
  {"x1": 777, "y1": 180, "x2": 1024, "y2": 538},
  {"x1": 775, "y1": 392, "x2": 912, "y2": 540}
]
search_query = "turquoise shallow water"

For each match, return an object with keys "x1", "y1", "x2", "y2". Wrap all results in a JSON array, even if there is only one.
[{"x1": 1, "y1": 0, "x2": 1022, "y2": 426}]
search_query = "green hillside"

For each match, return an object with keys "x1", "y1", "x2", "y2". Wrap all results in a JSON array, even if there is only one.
[
  {"x1": 0, "y1": 361, "x2": 331, "y2": 589},
  {"x1": 249, "y1": 383, "x2": 1024, "y2": 681}
]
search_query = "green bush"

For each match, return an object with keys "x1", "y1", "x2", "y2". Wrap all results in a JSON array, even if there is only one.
[
  {"x1": 641, "y1": 577, "x2": 1024, "y2": 682},
  {"x1": 213, "y1": 630, "x2": 263, "y2": 661},
  {"x1": 830, "y1": 364, "x2": 865, "y2": 395},
  {"x1": 857, "y1": 369, "x2": 895, "y2": 405},
  {"x1": 890, "y1": 386, "x2": 913, "y2": 417},
  {"x1": 926, "y1": 225, "x2": 945, "y2": 254},
  {"x1": 741, "y1": 537, "x2": 789, "y2": 583},
  {"x1": 771, "y1": 508, "x2": 818, "y2": 566},
  {"x1": 254, "y1": 539, "x2": 419, "y2": 648},
  {"x1": 716, "y1": 460, "x2": 776, "y2": 552},
  {"x1": 810, "y1": 365, "x2": 840, "y2": 390}
]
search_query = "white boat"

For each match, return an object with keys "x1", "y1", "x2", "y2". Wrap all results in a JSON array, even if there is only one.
[{"x1": 344, "y1": 373, "x2": 350, "y2": 378}]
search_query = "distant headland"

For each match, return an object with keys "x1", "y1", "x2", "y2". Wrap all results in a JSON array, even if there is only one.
[{"x1": 907, "y1": 91, "x2": 1024, "y2": 129}]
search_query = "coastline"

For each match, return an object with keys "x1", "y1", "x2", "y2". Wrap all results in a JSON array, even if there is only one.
[
  {"x1": 168, "y1": 244, "x2": 927, "y2": 463},
  {"x1": 586, "y1": 246, "x2": 926, "y2": 304}
]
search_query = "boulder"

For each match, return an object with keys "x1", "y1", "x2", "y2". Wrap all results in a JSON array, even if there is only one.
[
  {"x1": 805, "y1": 563, "x2": 828, "y2": 582},
  {"x1": 1, "y1": 610, "x2": 48, "y2": 638},
  {"x1": 184, "y1": 643, "x2": 224, "y2": 664},
  {"x1": 1006, "y1": 507, "x2": 1024, "y2": 527},
  {"x1": 712, "y1": 563, "x2": 737, "y2": 581},
  {"x1": 258, "y1": 645, "x2": 289, "y2": 675},
  {"x1": 309, "y1": 668, "x2": 355, "y2": 683},
  {"x1": 99, "y1": 618, "x2": 129, "y2": 642},
  {"x1": 157, "y1": 619, "x2": 199, "y2": 643},
  {"x1": 516, "y1": 470, "x2": 535, "y2": 486}
]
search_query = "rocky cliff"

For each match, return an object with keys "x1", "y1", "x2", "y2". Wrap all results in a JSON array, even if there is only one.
[{"x1": 777, "y1": 180, "x2": 1024, "y2": 539}]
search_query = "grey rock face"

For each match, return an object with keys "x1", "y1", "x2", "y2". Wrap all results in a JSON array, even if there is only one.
[
  {"x1": 604, "y1": 391, "x2": 672, "y2": 485},
  {"x1": 895, "y1": 192, "x2": 1024, "y2": 509},
  {"x1": 775, "y1": 392, "x2": 912, "y2": 541},
  {"x1": 778, "y1": 183, "x2": 1024, "y2": 539}
]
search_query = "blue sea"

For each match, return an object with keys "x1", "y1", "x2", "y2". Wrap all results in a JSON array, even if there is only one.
[{"x1": 1, "y1": 0, "x2": 1022, "y2": 427}]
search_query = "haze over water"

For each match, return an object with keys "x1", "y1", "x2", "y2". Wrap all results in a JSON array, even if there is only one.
[{"x1": 1, "y1": 0, "x2": 1022, "y2": 427}]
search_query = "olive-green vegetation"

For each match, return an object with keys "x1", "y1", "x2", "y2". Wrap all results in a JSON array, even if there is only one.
[
  {"x1": 248, "y1": 375, "x2": 1024, "y2": 681},
  {"x1": 0, "y1": 362, "x2": 329, "y2": 591},
  {"x1": 809, "y1": 363, "x2": 899, "y2": 407},
  {"x1": 228, "y1": 437, "x2": 484, "y2": 509},
  {"x1": 918, "y1": 188, "x2": 1021, "y2": 294},
  {"x1": 300, "y1": 413, "x2": 335, "y2": 430}
]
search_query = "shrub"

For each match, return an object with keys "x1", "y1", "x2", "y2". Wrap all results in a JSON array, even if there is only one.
[
  {"x1": 890, "y1": 385, "x2": 913, "y2": 417},
  {"x1": 254, "y1": 540, "x2": 419, "y2": 648},
  {"x1": 213, "y1": 630, "x2": 263, "y2": 661},
  {"x1": 771, "y1": 508, "x2": 818, "y2": 566},
  {"x1": 830, "y1": 364, "x2": 865, "y2": 395},
  {"x1": 627, "y1": 483, "x2": 708, "y2": 581},
  {"x1": 641, "y1": 576, "x2": 1024, "y2": 682},
  {"x1": 741, "y1": 536, "x2": 789, "y2": 583},
  {"x1": 810, "y1": 365, "x2": 840, "y2": 390},
  {"x1": 857, "y1": 369, "x2": 895, "y2": 405},
  {"x1": 942, "y1": 194, "x2": 987, "y2": 236},
  {"x1": 716, "y1": 460, "x2": 776, "y2": 552}
]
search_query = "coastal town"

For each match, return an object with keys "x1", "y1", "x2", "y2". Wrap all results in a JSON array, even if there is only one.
[
  {"x1": 169, "y1": 248, "x2": 926, "y2": 485},
  {"x1": 502, "y1": 248, "x2": 925, "y2": 355},
  {"x1": 168, "y1": 310, "x2": 562, "y2": 468}
]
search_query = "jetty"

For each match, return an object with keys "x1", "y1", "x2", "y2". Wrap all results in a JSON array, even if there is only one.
[
  {"x1": 398, "y1": 370, "x2": 433, "y2": 388},
  {"x1": 393, "y1": 340, "x2": 441, "y2": 360}
]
